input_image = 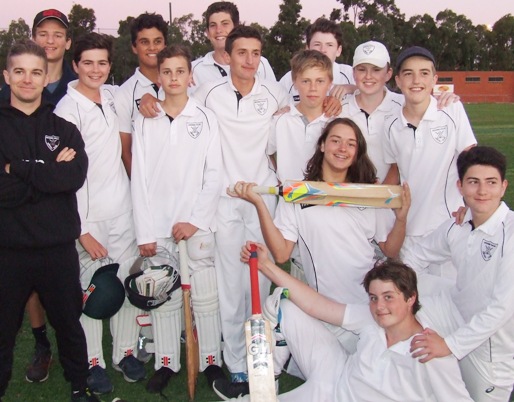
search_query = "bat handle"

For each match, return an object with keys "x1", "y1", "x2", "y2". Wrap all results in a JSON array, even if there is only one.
[
  {"x1": 178, "y1": 240, "x2": 190, "y2": 288},
  {"x1": 249, "y1": 244, "x2": 261, "y2": 315}
]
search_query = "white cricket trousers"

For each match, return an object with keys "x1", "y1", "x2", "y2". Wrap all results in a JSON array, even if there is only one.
[{"x1": 214, "y1": 196, "x2": 276, "y2": 374}]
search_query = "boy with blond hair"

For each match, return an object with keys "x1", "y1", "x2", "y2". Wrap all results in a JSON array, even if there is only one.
[{"x1": 269, "y1": 49, "x2": 334, "y2": 183}]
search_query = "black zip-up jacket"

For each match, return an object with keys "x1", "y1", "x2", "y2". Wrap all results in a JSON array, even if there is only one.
[
  {"x1": 0, "y1": 61, "x2": 76, "y2": 105},
  {"x1": 0, "y1": 101, "x2": 88, "y2": 249}
]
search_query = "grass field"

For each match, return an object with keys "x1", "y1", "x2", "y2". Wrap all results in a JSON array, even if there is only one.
[{"x1": 3, "y1": 103, "x2": 514, "y2": 402}]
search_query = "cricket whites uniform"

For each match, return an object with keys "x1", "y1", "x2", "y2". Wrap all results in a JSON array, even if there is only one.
[
  {"x1": 341, "y1": 89, "x2": 403, "y2": 182},
  {"x1": 274, "y1": 200, "x2": 394, "y2": 305},
  {"x1": 55, "y1": 82, "x2": 140, "y2": 369},
  {"x1": 131, "y1": 98, "x2": 223, "y2": 373},
  {"x1": 383, "y1": 97, "x2": 477, "y2": 283},
  {"x1": 193, "y1": 75, "x2": 289, "y2": 374},
  {"x1": 268, "y1": 104, "x2": 331, "y2": 183},
  {"x1": 114, "y1": 67, "x2": 165, "y2": 135},
  {"x1": 410, "y1": 202, "x2": 514, "y2": 402},
  {"x1": 275, "y1": 300, "x2": 472, "y2": 402},
  {"x1": 279, "y1": 62, "x2": 354, "y2": 102},
  {"x1": 191, "y1": 51, "x2": 276, "y2": 91}
]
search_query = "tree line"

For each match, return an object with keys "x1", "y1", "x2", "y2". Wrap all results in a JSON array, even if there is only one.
[{"x1": 0, "y1": 0, "x2": 513, "y2": 86}]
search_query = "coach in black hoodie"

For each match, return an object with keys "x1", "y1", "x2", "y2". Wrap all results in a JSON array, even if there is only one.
[{"x1": 0, "y1": 40, "x2": 97, "y2": 402}]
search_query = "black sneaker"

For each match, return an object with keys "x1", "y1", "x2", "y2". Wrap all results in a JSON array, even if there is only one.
[
  {"x1": 212, "y1": 378, "x2": 249, "y2": 400},
  {"x1": 204, "y1": 364, "x2": 226, "y2": 388},
  {"x1": 87, "y1": 365, "x2": 113, "y2": 394},
  {"x1": 146, "y1": 367, "x2": 175, "y2": 393},
  {"x1": 70, "y1": 388, "x2": 100, "y2": 402},
  {"x1": 112, "y1": 355, "x2": 145, "y2": 383},
  {"x1": 26, "y1": 344, "x2": 52, "y2": 382}
]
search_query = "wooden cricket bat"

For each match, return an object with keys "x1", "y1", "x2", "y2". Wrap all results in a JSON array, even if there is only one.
[
  {"x1": 251, "y1": 180, "x2": 402, "y2": 208},
  {"x1": 178, "y1": 240, "x2": 199, "y2": 401},
  {"x1": 245, "y1": 245, "x2": 277, "y2": 402}
]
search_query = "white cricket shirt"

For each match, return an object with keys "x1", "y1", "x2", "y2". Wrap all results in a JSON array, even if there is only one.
[
  {"x1": 274, "y1": 199, "x2": 394, "y2": 304},
  {"x1": 412, "y1": 202, "x2": 514, "y2": 362},
  {"x1": 382, "y1": 97, "x2": 477, "y2": 236},
  {"x1": 267, "y1": 104, "x2": 331, "y2": 182},
  {"x1": 341, "y1": 89, "x2": 403, "y2": 182},
  {"x1": 191, "y1": 51, "x2": 276, "y2": 91},
  {"x1": 131, "y1": 98, "x2": 222, "y2": 245},
  {"x1": 193, "y1": 75, "x2": 289, "y2": 193},
  {"x1": 54, "y1": 81, "x2": 131, "y2": 235},
  {"x1": 337, "y1": 303, "x2": 472, "y2": 401},
  {"x1": 114, "y1": 68, "x2": 165, "y2": 134}
]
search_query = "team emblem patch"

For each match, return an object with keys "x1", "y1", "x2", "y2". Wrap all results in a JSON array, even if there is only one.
[
  {"x1": 108, "y1": 100, "x2": 116, "y2": 114},
  {"x1": 187, "y1": 122, "x2": 203, "y2": 138},
  {"x1": 430, "y1": 126, "x2": 448, "y2": 144},
  {"x1": 254, "y1": 99, "x2": 268, "y2": 115},
  {"x1": 481, "y1": 239, "x2": 498, "y2": 261},
  {"x1": 45, "y1": 135, "x2": 60, "y2": 151},
  {"x1": 363, "y1": 44, "x2": 375, "y2": 55}
]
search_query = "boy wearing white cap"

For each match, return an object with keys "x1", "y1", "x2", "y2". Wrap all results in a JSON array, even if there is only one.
[{"x1": 341, "y1": 41, "x2": 403, "y2": 183}]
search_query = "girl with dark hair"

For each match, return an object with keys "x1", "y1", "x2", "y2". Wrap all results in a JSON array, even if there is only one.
[{"x1": 231, "y1": 117, "x2": 410, "y2": 306}]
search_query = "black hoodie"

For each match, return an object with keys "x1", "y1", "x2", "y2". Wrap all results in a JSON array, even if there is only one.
[{"x1": 0, "y1": 101, "x2": 88, "y2": 249}]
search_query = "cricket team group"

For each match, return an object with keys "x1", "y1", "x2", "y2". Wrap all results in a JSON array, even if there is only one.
[{"x1": 0, "y1": 1, "x2": 512, "y2": 401}]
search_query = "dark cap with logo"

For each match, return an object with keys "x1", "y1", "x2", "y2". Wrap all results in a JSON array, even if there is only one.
[
  {"x1": 396, "y1": 46, "x2": 436, "y2": 71},
  {"x1": 33, "y1": 9, "x2": 69, "y2": 29}
]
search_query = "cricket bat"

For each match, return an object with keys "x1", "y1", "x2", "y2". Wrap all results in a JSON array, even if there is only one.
[
  {"x1": 246, "y1": 180, "x2": 402, "y2": 208},
  {"x1": 245, "y1": 245, "x2": 277, "y2": 402},
  {"x1": 178, "y1": 240, "x2": 199, "y2": 401}
]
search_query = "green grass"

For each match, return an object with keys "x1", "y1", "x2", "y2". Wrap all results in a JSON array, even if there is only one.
[
  {"x1": 4, "y1": 103, "x2": 514, "y2": 402},
  {"x1": 4, "y1": 321, "x2": 303, "y2": 402},
  {"x1": 464, "y1": 103, "x2": 514, "y2": 208}
]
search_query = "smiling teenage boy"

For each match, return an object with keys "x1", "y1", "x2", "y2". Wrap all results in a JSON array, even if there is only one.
[
  {"x1": 409, "y1": 146, "x2": 514, "y2": 402},
  {"x1": 0, "y1": 9, "x2": 75, "y2": 105},
  {"x1": 114, "y1": 13, "x2": 168, "y2": 177},
  {"x1": 236, "y1": 247, "x2": 472, "y2": 401},
  {"x1": 191, "y1": 1, "x2": 276, "y2": 90},
  {"x1": 382, "y1": 46, "x2": 476, "y2": 289},
  {"x1": 268, "y1": 49, "x2": 333, "y2": 183},
  {"x1": 193, "y1": 25, "x2": 289, "y2": 399},
  {"x1": 131, "y1": 44, "x2": 224, "y2": 393},
  {"x1": 341, "y1": 41, "x2": 403, "y2": 182},
  {"x1": 280, "y1": 18, "x2": 355, "y2": 102},
  {"x1": 54, "y1": 32, "x2": 144, "y2": 395}
]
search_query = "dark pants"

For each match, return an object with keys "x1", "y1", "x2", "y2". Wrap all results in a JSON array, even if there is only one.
[{"x1": 0, "y1": 242, "x2": 88, "y2": 397}]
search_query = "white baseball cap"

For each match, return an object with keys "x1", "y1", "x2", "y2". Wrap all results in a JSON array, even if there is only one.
[{"x1": 353, "y1": 41, "x2": 390, "y2": 68}]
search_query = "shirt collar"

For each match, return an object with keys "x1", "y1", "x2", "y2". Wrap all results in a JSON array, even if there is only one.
[
  {"x1": 473, "y1": 201, "x2": 510, "y2": 236},
  {"x1": 400, "y1": 95, "x2": 438, "y2": 127}
]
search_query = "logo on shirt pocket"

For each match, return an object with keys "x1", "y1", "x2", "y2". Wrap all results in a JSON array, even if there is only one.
[
  {"x1": 481, "y1": 239, "x2": 498, "y2": 261},
  {"x1": 254, "y1": 99, "x2": 268, "y2": 115},
  {"x1": 45, "y1": 135, "x2": 60, "y2": 151},
  {"x1": 187, "y1": 122, "x2": 203, "y2": 139},
  {"x1": 430, "y1": 126, "x2": 448, "y2": 144}
]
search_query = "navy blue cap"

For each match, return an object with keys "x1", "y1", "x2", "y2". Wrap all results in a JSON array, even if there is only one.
[{"x1": 396, "y1": 46, "x2": 436, "y2": 71}]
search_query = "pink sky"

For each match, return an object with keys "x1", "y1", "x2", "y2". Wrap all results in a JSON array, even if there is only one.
[{"x1": 1, "y1": 0, "x2": 511, "y2": 33}]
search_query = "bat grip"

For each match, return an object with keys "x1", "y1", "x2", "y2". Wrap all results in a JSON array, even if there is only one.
[{"x1": 249, "y1": 244, "x2": 261, "y2": 315}]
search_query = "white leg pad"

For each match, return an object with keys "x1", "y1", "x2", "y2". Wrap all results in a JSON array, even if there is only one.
[
  {"x1": 110, "y1": 298, "x2": 141, "y2": 364},
  {"x1": 150, "y1": 288, "x2": 182, "y2": 372},
  {"x1": 80, "y1": 314, "x2": 106, "y2": 368},
  {"x1": 190, "y1": 267, "x2": 222, "y2": 371}
]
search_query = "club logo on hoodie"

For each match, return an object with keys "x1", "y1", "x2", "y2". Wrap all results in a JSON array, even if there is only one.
[{"x1": 45, "y1": 135, "x2": 60, "y2": 151}]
